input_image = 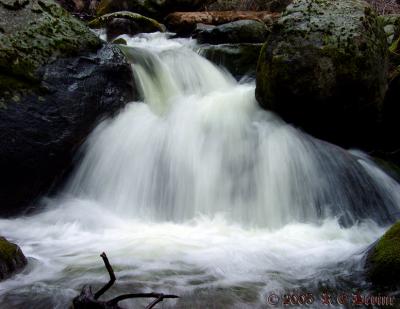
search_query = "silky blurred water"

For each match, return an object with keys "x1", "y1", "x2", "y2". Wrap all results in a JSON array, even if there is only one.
[{"x1": 0, "y1": 33, "x2": 398, "y2": 308}]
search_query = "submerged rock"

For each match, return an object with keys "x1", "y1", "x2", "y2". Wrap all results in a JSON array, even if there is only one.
[
  {"x1": 165, "y1": 11, "x2": 279, "y2": 36},
  {"x1": 256, "y1": 0, "x2": 388, "y2": 150},
  {"x1": 194, "y1": 19, "x2": 269, "y2": 44},
  {"x1": 0, "y1": 237, "x2": 27, "y2": 281},
  {"x1": 89, "y1": 11, "x2": 165, "y2": 41},
  {"x1": 366, "y1": 221, "x2": 400, "y2": 288},
  {"x1": 0, "y1": 0, "x2": 137, "y2": 216},
  {"x1": 199, "y1": 43, "x2": 263, "y2": 79}
]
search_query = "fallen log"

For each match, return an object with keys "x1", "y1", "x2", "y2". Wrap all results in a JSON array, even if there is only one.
[
  {"x1": 165, "y1": 11, "x2": 281, "y2": 35},
  {"x1": 73, "y1": 252, "x2": 179, "y2": 309}
]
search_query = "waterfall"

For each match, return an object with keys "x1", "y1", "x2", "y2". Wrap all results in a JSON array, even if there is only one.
[
  {"x1": 0, "y1": 32, "x2": 399, "y2": 309},
  {"x1": 63, "y1": 33, "x2": 399, "y2": 228}
]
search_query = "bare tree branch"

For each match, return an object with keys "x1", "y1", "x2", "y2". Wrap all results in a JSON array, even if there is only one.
[
  {"x1": 73, "y1": 252, "x2": 179, "y2": 309},
  {"x1": 94, "y1": 252, "x2": 116, "y2": 300}
]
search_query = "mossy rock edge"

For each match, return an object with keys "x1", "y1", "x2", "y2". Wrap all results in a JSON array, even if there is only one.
[
  {"x1": 366, "y1": 221, "x2": 400, "y2": 288},
  {"x1": 0, "y1": 237, "x2": 27, "y2": 281}
]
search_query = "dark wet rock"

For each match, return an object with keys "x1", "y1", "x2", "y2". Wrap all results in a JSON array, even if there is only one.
[
  {"x1": 199, "y1": 43, "x2": 263, "y2": 79},
  {"x1": 0, "y1": 0, "x2": 137, "y2": 216},
  {"x1": 0, "y1": 237, "x2": 27, "y2": 281},
  {"x1": 380, "y1": 68, "x2": 400, "y2": 166},
  {"x1": 256, "y1": 0, "x2": 388, "y2": 151},
  {"x1": 112, "y1": 37, "x2": 128, "y2": 45},
  {"x1": 165, "y1": 11, "x2": 279, "y2": 36},
  {"x1": 56, "y1": 0, "x2": 100, "y2": 19},
  {"x1": 206, "y1": 0, "x2": 291, "y2": 12},
  {"x1": 96, "y1": 0, "x2": 207, "y2": 19},
  {"x1": 365, "y1": 221, "x2": 400, "y2": 288},
  {"x1": 194, "y1": 19, "x2": 269, "y2": 44},
  {"x1": 89, "y1": 11, "x2": 165, "y2": 41}
]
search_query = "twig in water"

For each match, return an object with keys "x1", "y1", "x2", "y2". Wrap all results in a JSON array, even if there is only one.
[{"x1": 72, "y1": 252, "x2": 179, "y2": 309}]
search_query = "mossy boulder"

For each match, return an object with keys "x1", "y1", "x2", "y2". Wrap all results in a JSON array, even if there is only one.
[
  {"x1": 0, "y1": 0, "x2": 137, "y2": 216},
  {"x1": 256, "y1": 0, "x2": 388, "y2": 150},
  {"x1": 194, "y1": 20, "x2": 269, "y2": 45},
  {"x1": 0, "y1": 237, "x2": 27, "y2": 281},
  {"x1": 0, "y1": 0, "x2": 102, "y2": 89},
  {"x1": 199, "y1": 43, "x2": 263, "y2": 79},
  {"x1": 366, "y1": 221, "x2": 400, "y2": 288},
  {"x1": 89, "y1": 11, "x2": 165, "y2": 40}
]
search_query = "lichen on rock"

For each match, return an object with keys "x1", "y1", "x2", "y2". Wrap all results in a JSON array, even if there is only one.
[
  {"x1": 0, "y1": 0, "x2": 101, "y2": 88},
  {"x1": 256, "y1": 0, "x2": 388, "y2": 150}
]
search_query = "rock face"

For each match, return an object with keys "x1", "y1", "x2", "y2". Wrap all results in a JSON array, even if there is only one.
[
  {"x1": 194, "y1": 20, "x2": 269, "y2": 44},
  {"x1": 165, "y1": 11, "x2": 279, "y2": 36},
  {"x1": 89, "y1": 11, "x2": 165, "y2": 41},
  {"x1": 199, "y1": 43, "x2": 263, "y2": 79},
  {"x1": 365, "y1": 221, "x2": 400, "y2": 288},
  {"x1": 0, "y1": 0, "x2": 137, "y2": 216},
  {"x1": 256, "y1": 0, "x2": 388, "y2": 150},
  {"x1": 0, "y1": 237, "x2": 27, "y2": 281}
]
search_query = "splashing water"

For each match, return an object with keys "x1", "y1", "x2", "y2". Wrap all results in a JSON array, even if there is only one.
[{"x1": 0, "y1": 33, "x2": 399, "y2": 308}]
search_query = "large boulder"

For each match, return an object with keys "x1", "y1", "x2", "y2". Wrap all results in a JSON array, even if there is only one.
[
  {"x1": 256, "y1": 0, "x2": 388, "y2": 150},
  {"x1": 194, "y1": 19, "x2": 269, "y2": 44},
  {"x1": 0, "y1": 237, "x2": 27, "y2": 281},
  {"x1": 365, "y1": 221, "x2": 400, "y2": 288},
  {"x1": 165, "y1": 11, "x2": 279, "y2": 36},
  {"x1": 0, "y1": 0, "x2": 137, "y2": 216},
  {"x1": 199, "y1": 43, "x2": 263, "y2": 79},
  {"x1": 89, "y1": 11, "x2": 165, "y2": 41}
]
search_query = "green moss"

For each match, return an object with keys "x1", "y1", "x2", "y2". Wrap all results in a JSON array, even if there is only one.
[
  {"x1": 89, "y1": 11, "x2": 164, "y2": 33},
  {"x1": 256, "y1": 0, "x2": 388, "y2": 110},
  {"x1": 0, "y1": 0, "x2": 102, "y2": 90},
  {"x1": 112, "y1": 38, "x2": 128, "y2": 45},
  {"x1": 368, "y1": 221, "x2": 400, "y2": 286},
  {"x1": 0, "y1": 237, "x2": 19, "y2": 263},
  {"x1": 390, "y1": 36, "x2": 399, "y2": 54}
]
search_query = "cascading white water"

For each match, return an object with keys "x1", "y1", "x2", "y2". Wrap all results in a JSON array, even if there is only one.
[
  {"x1": 0, "y1": 33, "x2": 399, "y2": 308},
  {"x1": 65, "y1": 33, "x2": 399, "y2": 228}
]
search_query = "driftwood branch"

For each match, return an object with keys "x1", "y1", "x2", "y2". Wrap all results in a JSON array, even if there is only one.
[
  {"x1": 73, "y1": 252, "x2": 179, "y2": 309},
  {"x1": 94, "y1": 252, "x2": 116, "y2": 300}
]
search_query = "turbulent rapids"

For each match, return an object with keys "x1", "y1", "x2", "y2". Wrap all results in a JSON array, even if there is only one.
[{"x1": 0, "y1": 33, "x2": 399, "y2": 308}]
